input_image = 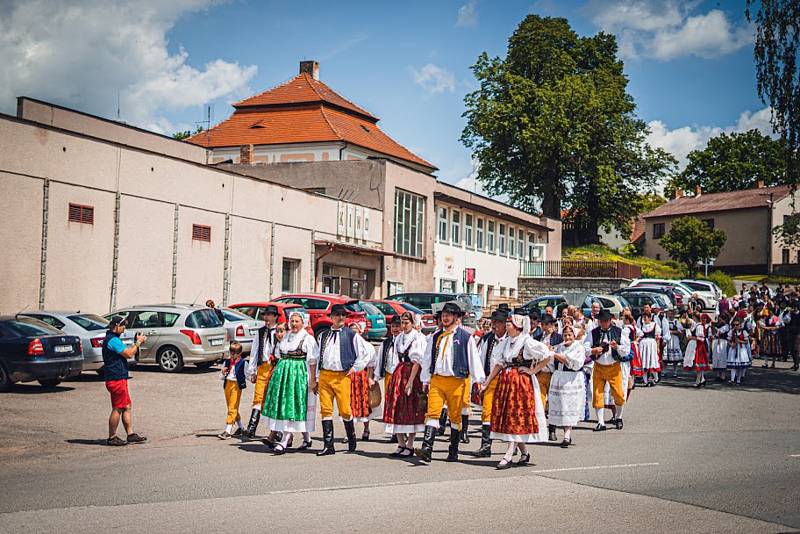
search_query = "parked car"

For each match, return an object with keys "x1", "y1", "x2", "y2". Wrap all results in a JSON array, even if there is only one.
[
  {"x1": 681, "y1": 279, "x2": 723, "y2": 302},
  {"x1": 582, "y1": 295, "x2": 630, "y2": 317},
  {"x1": 367, "y1": 299, "x2": 437, "y2": 334},
  {"x1": 104, "y1": 305, "x2": 228, "y2": 373},
  {"x1": 345, "y1": 301, "x2": 387, "y2": 341},
  {"x1": 20, "y1": 311, "x2": 120, "y2": 372},
  {"x1": 628, "y1": 279, "x2": 706, "y2": 308},
  {"x1": 616, "y1": 286, "x2": 678, "y2": 310},
  {"x1": 520, "y1": 295, "x2": 568, "y2": 317},
  {"x1": 0, "y1": 315, "x2": 83, "y2": 390},
  {"x1": 228, "y1": 301, "x2": 313, "y2": 335},
  {"x1": 618, "y1": 292, "x2": 673, "y2": 319},
  {"x1": 271, "y1": 294, "x2": 368, "y2": 340},
  {"x1": 218, "y1": 308, "x2": 264, "y2": 355},
  {"x1": 386, "y1": 292, "x2": 478, "y2": 328}
]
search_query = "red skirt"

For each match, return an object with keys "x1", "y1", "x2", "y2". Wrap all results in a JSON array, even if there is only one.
[
  {"x1": 490, "y1": 368, "x2": 538, "y2": 437},
  {"x1": 383, "y1": 362, "x2": 425, "y2": 426},
  {"x1": 630, "y1": 343, "x2": 643, "y2": 377},
  {"x1": 350, "y1": 369, "x2": 371, "y2": 419},
  {"x1": 688, "y1": 341, "x2": 712, "y2": 372}
]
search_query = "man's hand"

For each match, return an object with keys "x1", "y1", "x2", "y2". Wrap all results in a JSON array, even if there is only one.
[
  {"x1": 591, "y1": 346, "x2": 604, "y2": 356},
  {"x1": 346, "y1": 368, "x2": 356, "y2": 378},
  {"x1": 249, "y1": 375, "x2": 256, "y2": 384},
  {"x1": 423, "y1": 384, "x2": 430, "y2": 393},
  {"x1": 135, "y1": 333, "x2": 148, "y2": 345},
  {"x1": 309, "y1": 378, "x2": 318, "y2": 395},
  {"x1": 609, "y1": 340, "x2": 618, "y2": 350},
  {"x1": 368, "y1": 378, "x2": 376, "y2": 387}
]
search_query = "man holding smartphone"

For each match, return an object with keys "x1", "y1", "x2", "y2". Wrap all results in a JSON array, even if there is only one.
[
  {"x1": 584, "y1": 309, "x2": 630, "y2": 432},
  {"x1": 103, "y1": 316, "x2": 148, "y2": 446}
]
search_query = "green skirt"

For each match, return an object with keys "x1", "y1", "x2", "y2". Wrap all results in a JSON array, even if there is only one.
[{"x1": 263, "y1": 358, "x2": 308, "y2": 422}]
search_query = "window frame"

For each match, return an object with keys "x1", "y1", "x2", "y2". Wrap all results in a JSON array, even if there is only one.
[
  {"x1": 281, "y1": 258, "x2": 301, "y2": 293},
  {"x1": 653, "y1": 223, "x2": 665, "y2": 240},
  {"x1": 394, "y1": 189, "x2": 425, "y2": 258},
  {"x1": 499, "y1": 223, "x2": 506, "y2": 256},
  {"x1": 476, "y1": 218, "x2": 484, "y2": 251},
  {"x1": 487, "y1": 220, "x2": 496, "y2": 254},
  {"x1": 508, "y1": 225, "x2": 515, "y2": 257},
  {"x1": 451, "y1": 209, "x2": 461, "y2": 246},
  {"x1": 465, "y1": 213, "x2": 474, "y2": 249},
  {"x1": 437, "y1": 206, "x2": 448, "y2": 243}
]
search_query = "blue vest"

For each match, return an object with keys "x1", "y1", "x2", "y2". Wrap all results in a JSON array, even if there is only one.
[
  {"x1": 222, "y1": 357, "x2": 247, "y2": 390},
  {"x1": 320, "y1": 327, "x2": 357, "y2": 371},
  {"x1": 590, "y1": 325, "x2": 630, "y2": 362},
  {"x1": 430, "y1": 327, "x2": 472, "y2": 379},
  {"x1": 379, "y1": 336, "x2": 394, "y2": 377},
  {"x1": 102, "y1": 330, "x2": 129, "y2": 381}
]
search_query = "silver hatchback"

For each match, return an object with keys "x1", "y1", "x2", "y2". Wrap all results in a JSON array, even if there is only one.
[{"x1": 105, "y1": 305, "x2": 229, "y2": 372}]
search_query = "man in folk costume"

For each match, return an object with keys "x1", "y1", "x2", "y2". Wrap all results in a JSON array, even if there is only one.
[
  {"x1": 374, "y1": 316, "x2": 402, "y2": 443},
  {"x1": 529, "y1": 311, "x2": 543, "y2": 341},
  {"x1": 584, "y1": 309, "x2": 631, "y2": 431},
  {"x1": 314, "y1": 304, "x2": 373, "y2": 456},
  {"x1": 416, "y1": 302, "x2": 485, "y2": 463},
  {"x1": 538, "y1": 315, "x2": 563, "y2": 442},
  {"x1": 475, "y1": 308, "x2": 509, "y2": 457},
  {"x1": 244, "y1": 305, "x2": 279, "y2": 440}
]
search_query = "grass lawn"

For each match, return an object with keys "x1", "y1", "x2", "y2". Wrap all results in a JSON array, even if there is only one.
[
  {"x1": 562, "y1": 244, "x2": 684, "y2": 279},
  {"x1": 732, "y1": 274, "x2": 800, "y2": 285}
]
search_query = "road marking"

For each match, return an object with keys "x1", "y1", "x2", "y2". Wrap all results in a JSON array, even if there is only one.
[
  {"x1": 530, "y1": 462, "x2": 660, "y2": 474},
  {"x1": 790, "y1": 454, "x2": 800, "y2": 458},
  {"x1": 266, "y1": 480, "x2": 411, "y2": 495}
]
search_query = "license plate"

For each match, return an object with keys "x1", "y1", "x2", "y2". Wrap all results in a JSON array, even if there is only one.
[
  {"x1": 248, "y1": 329, "x2": 259, "y2": 336},
  {"x1": 54, "y1": 345, "x2": 72, "y2": 353},
  {"x1": 209, "y1": 338, "x2": 224, "y2": 346}
]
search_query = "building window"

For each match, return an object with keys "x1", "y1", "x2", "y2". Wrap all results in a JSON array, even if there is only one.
[
  {"x1": 465, "y1": 214, "x2": 474, "y2": 248},
  {"x1": 437, "y1": 207, "x2": 448, "y2": 242},
  {"x1": 282, "y1": 259, "x2": 300, "y2": 293},
  {"x1": 440, "y1": 279, "x2": 457, "y2": 293},
  {"x1": 68, "y1": 203, "x2": 94, "y2": 225},
  {"x1": 388, "y1": 281, "x2": 404, "y2": 295},
  {"x1": 517, "y1": 229, "x2": 524, "y2": 259},
  {"x1": 488, "y1": 221, "x2": 496, "y2": 254},
  {"x1": 527, "y1": 233, "x2": 536, "y2": 261},
  {"x1": 476, "y1": 218, "x2": 484, "y2": 250},
  {"x1": 653, "y1": 223, "x2": 665, "y2": 239},
  {"x1": 783, "y1": 249, "x2": 790, "y2": 264},
  {"x1": 451, "y1": 210, "x2": 461, "y2": 245},
  {"x1": 509, "y1": 288, "x2": 516, "y2": 299},
  {"x1": 656, "y1": 253, "x2": 661, "y2": 261},
  {"x1": 394, "y1": 189, "x2": 425, "y2": 258},
  {"x1": 509, "y1": 226, "x2": 515, "y2": 257},
  {"x1": 499, "y1": 223, "x2": 506, "y2": 255},
  {"x1": 499, "y1": 286, "x2": 507, "y2": 297},
  {"x1": 192, "y1": 224, "x2": 211, "y2": 242},
  {"x1": 702, "y1": 218, "x2": 715, "y2": 230}
]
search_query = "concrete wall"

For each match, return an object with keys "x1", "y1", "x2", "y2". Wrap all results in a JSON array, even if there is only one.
[
  {"x1": 771, "y1": 194, "x2": 800, "y2": 268},
  {"x1": 517, "y1": 277, "x2": 631, "y2": 303},
  {"x1": 0, "y1": 171, "x2": 42, "y2": 310}
]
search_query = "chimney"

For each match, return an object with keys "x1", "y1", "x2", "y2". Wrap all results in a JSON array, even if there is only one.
[
  {"x1": 240, "y1": 144, "x2": 253, "y2": 165},
  {"x1": 300, "y1": 60, "x2": 320, "y2": 80},
  {"x1": 757, "y1": 180, "x2": 765, "y2": 188},
  {"x1": 695, "y1": 185, "x2": 702, "y2": 197},
  {"x1": 674, "y1": 188, "x2": 684, "y2": 199}
]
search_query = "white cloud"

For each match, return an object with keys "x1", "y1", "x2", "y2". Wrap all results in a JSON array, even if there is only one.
[
  {"x1": 646, "y1": 106, "x2": 776, "y2": 169},
  {"x1": 456, "y1": 0, "x2": 478, "y2": 28},
  {"x1": 587, "y1": 1, "x2": 753, "y2": 60},
  {"x1": 0, "y1": 0, "x2": 257, "y2": 134},
  {"x1": 411, "y1": 64, "x2": 455, "y2": 94}
]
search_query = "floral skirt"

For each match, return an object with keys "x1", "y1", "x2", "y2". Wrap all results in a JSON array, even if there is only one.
[
  {"x1": 383, "y1": 362, "x2": 425, "y2": 433},
  {"x1": 263, "y1": 358, "x2": 308, "y2": 422},
  {"x1": 350, "y1": 369, "x2": 372, "y2": 422},
  {"x1": 490, "y1": 367, "x2": 538, "y2": 440}
]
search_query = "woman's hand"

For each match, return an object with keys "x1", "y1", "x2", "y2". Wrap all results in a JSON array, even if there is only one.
[
  {"x1": 309, "y1": 378, "x2": 318, "y2": 395},
  {"x1": 368, "y1": 378, "x2": 376, "y2": 387},
  {"x1": 405, "y1": 383, "x2": 413, "y2": 396}
]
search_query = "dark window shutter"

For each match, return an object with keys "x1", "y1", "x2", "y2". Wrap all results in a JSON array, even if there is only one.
[{"x1": 192, "y1": 224, "x2": 211, "y2": 242}]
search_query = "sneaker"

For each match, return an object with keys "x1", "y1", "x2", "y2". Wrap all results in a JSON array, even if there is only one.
[
  {"x1": 217, "y1": 431, "x2": 232, "y2": 440},
  {"x1": 232, "y1": 427, "x2": 244, "y2": 437},
  {"x1": 107, "y1": 436, "x2": 128, "y2": 446},
  {"x1": 126, "y1": 433, "x2": 147, "y2": 444}
]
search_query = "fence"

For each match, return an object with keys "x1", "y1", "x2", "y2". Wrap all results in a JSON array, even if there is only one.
[{"x1": 519, "y1": 260, "x2": 641, "y2": 279}]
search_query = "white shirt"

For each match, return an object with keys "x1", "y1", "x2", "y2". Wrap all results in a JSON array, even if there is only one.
[
  {"x1": 583, "y1": 325, "x2": 632, "y2": 366},
  {"x1": 637, "y1": 319, "x2": 661, "y2": 341},
  {"x1": 245, "y1": 325, "x2": 277, "y2": 379},
  {"x1": 479, "y1": 332, "x2": 506, "y2": 374},
  {"x1": 393, "y1": 330, "x2": 426, "y2": 369},
  {"x1": 420, "y1": 327, "x2": 485, "y2": 385},
  {"x1": 498, "y1": 333, "x2": 551, "y2": 364},
  {"x1": 276, "y1": 330, "x2": 318, "y2": 364},
  {"x1": 374, "y1": 337, "x2": 396, "y2": 377},
  {"x1": 554, "y1": 341, "x2": 585, "y2": 371},
  {"x1": 313, "y1": 328, "x2": 372, "y2": 373}
]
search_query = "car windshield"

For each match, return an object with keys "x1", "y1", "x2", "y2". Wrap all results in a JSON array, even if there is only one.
[
  {"x1": 185, "y1": 309, "x2": 223, "y2": 328},
  {"x1": 370, "y1": 302, "x2": 395, "y2": 315},
  {"x1": 400, "y1": 303, "x2": 425, "y2": 314},
  {"x1": 344, "y1": 302, "x2": 363, "y2": 313},
  {"x1": 682, "y1": 282, "x2": 708, "y2": 291},
  {"x1": 221, "y1": 309, "x2": 250, "y2": 322},
  {"x1": 360, "y1": 302, "x2": 381, "y2": 316},
  {"x1": 68, "y1": 314, "x2": 108, "y2": 331},
  {"x1": 4, "y1": 317, "x2": 61, "y2": 336}
]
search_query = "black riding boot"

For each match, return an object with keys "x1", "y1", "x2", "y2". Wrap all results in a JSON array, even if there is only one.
[
  {"x1": 437, "y1": 408, "x2": 448, "y2": 436},
  {"x1": 476, "y1": 425, "x2": 492, "y2": 457},
  {"x1": 344, "y1": 419, "x2": 357, "y2": 452},
  {"x1": 245, "y1": 408, "x2": 260, "y2": 439},
  {"x1": 460, "y1": 414, "x2": 470, "y2": 444},
  {"x1": 548, "y1": 424, "x2": 557, "y2": 442},
  {"x1": 415, "y1": 425, "x2": 436, "y2": 462},
  {"x1": 316, "y1": 420, "x2": 335, "y2": 456},
  {"x1": 446, "y1": 426, "x2": 460, "y2": 462}
]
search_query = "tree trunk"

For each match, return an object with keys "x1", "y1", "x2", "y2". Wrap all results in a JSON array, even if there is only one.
[{"x1": 539, "y1": 167, "x2": 561, "y2": 220}]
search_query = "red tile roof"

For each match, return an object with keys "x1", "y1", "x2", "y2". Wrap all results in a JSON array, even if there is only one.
[
  {"x1": 188, "y1": 73, "x2": 435, "y2": 171},
  {"x1": 630, "y1": 217, "x2": 646, "y2": 243},
  {"x1": 644, "y1": 185, "x2": 792, "y2": 218}
]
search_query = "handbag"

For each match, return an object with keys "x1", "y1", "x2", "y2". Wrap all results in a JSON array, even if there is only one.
[
  {"x1": 417, "y1": 390, "x2": 428, "y2": 413},
  {"x1": 368, "y1": 380, "x2": 382, "y2": 409}
]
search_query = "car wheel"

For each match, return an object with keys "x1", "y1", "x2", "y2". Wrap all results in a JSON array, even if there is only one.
[
  {"x1": 314, "y1": 326, "x2": 330, "y2": 344},
  {"x1": 0, "y1": 363, "x2": 12, "y2": 392},
  {"x1": 38, "y1": 379, "x2": 61, "y2": 388},
  {"x1": 195, "y1": 361, "x2": 216, "y2": 369},
  {"x1": 157, "y1": 346, "x2": 184, "y2": 373}
]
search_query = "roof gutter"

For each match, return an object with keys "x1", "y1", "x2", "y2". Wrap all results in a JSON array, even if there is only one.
[{"x1": 339, "y1": 142, "x2": 348, "y2": 161}]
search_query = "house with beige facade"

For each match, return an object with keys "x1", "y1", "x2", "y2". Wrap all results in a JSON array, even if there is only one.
[{"x1": 642, "y1": 184, "x2": 797, "y2": 274}]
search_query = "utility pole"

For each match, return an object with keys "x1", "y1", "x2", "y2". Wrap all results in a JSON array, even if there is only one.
[{"x1": 763, "y1": 192, "x2": 775, "y2": 274}]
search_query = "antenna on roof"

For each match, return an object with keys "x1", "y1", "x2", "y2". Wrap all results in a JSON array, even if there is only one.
[
  {"x1": 190, "y1": 291, "x2": 203, "y2": 306},
  {"x1": 196, "y1": 104, "x2": 213, "y2": 163}
]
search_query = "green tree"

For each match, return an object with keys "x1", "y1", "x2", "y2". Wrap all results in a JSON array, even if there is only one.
[
  {"x1": 172, "y1": 125, "x2": 204, "y2": 140},
  {"x1": 669, "y1": 129, "x2": 787, "y2": 194},
  {"x1": 461, "y1": 15, "x2": 674, "y2": 243},
  {"x1": 659, "y1": 217, "x2": 727, "y2": 276}
]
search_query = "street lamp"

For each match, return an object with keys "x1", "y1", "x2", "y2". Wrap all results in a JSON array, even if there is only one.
[{"x1": 761, "y1": 192, "x2": 775, "y2": 274}]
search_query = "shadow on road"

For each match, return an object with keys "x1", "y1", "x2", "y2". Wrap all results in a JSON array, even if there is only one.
[
  {"x1": 648, "y1": 366, "x2": 799, "y2": 395},
  {"x1": 1, "y1": 384, "x2": 75, "y2": 394},
  {"x1": 129, "y1": 365, "x2": 219, "y2": 375},
  {"x1": 65, "y1": 438, "x2": 107, "y2": 446}
]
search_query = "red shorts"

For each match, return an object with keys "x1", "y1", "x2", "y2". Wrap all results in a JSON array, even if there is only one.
[{"x1": 105, "y1": 379, "x2": 131, "y2": 409}]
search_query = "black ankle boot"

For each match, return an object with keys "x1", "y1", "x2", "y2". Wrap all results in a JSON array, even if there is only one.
[
  {"x1": 245, "y1": 408, "x2": 260, "y2": 439},
  {"x1": 343, "y1": 419, "x2": 357, "y2": 452},
  {"x1": 317, "y1": 420, "x2": 335, "y2": 456},
  {"x1": 548, "y1": 424, "x2": 557, "y2": 442},
  {"x1": 476, "y1": 425, "x2": 492, "y2": 457},
  {"x1": 447, "y1": 427, "x2": 460, "y2": 462},
  {"x1": 437, "y1": 408, "x2": 448, "y2": 436},
  {"x1": 415, "y1": 425, "x2": 436, "y2": 462},
  {"x1": 460, "y1": 414, "x2": 470, "y2": 444}
]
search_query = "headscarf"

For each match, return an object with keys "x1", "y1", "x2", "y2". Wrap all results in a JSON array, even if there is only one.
[{"x1": 509, "y1": 313, "x2": 531, "y2": 335}]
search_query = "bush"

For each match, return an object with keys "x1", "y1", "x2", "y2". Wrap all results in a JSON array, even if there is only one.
[
  {"x1": 620, "y1": 243, "x2": 641, "y2": 257},
  {"x1": 701, "y1": 271, "x2": 736, "y2": 297}
]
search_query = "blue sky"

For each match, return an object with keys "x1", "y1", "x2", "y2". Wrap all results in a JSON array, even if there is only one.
[{"x1": 0, "y1": 0, "x2": 768, "y2": 190}]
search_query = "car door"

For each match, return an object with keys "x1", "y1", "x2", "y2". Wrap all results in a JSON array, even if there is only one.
[{"x1": 127, "y1": 311, "x2": 164, "y2": 361}]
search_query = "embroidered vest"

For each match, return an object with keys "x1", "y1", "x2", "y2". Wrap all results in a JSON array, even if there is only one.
[
  {"x1": 320, "y1": 327, "x2": 357, "y2": 371},
  {"x1": 430, "y1": 327, "x2": 471, "y2": 378},
  {"x1": 379, "y1": 336, "x2": 394, "y2": 377}
]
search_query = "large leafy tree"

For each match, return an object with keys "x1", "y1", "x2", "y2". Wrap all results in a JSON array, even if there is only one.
[
  {"x1": 669, "y1": 129, "x2": 787, "y2": 194},
  {"x1": 660, "y1": 217, "x2": 727, "y2": 276},
  {"x1": 461, "y1": 15, "x2": 674, "y2": 243}
]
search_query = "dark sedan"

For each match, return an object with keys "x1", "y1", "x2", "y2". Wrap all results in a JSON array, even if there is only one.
[{"x1": 0, "y1": 316, "x2": 83, "y2": 391}]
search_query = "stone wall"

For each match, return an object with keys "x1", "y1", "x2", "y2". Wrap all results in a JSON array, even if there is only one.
[{"x1": 517, "y1": 276, "x2": 631, "y2": 301}]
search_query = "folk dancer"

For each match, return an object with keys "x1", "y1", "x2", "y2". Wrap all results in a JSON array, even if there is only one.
[
  {"x1": 315, "y1": 304, "x2": 373, "y2": 456},
  {"x1": 711, "y1": 313, "x2": 731, "y2": 381},
  {"x1": 548, "y1": 325, "x2": 586, "y2": 447},
  {"x1": 416, "y1": 302, "x2": 485, "y2": 463},
  {"x1": 244, "y1": 305, "x2": 279, "y2": 440},
  {"x1": 346, "y1": 322, "x2": 377, "y2": 441},
  {"x1": 584, "y1": 309, "x2": 631, "y2": 431},
  {"x1": 683, "y1": 312, "x2": 712, "y2": 388},
  {"x1": 539, "y1": 316, "x2": 563, "y2": 442},
  {"x1": 662, "y1": 308, "x2": 684, "y2": 377},
  {"x1": 475, "y1": 308, "x2": 508, "y2": 457},
  {"x1": 374, "y1": 316, "x2": 402, "y2": 442},
  {"x1": 581, "y1": 303, "x2": 601, "y2": 421},
  {"x1": 727, "y1": 317, "x2": 752, "y2": 385},
  {"x1": 607, "y1": 314, "x2": 636, "y2": 423},
  {"x1": 218, "y1": 341, "x2": 247, "y2": 439},
  {"x1": 638, "y1": 312, "x2": 662, "y2": 387}
]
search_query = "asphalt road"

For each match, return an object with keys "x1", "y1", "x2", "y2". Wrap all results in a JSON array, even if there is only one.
[{"x1": 0, "y1": 360, "x2": 798, "y2": 533}]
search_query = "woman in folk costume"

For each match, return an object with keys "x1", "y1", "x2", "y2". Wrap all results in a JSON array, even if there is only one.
[
  {"x1": 475, "y1": 308, "x2": 508, "y2": 457},
  {"x1": 345, "y1": 322, "x2": 377, "y2": 441},
  {"x1": 262, "y1": 312, "x2": 318, "y2": 455},
  {"x1": 711, "y1": 312, "x2": 732, "y2": 381},
  {"x1": 638, "y1": 312, "x2": 662, "y2": 387},
  {"x1": 727, "y1": 316, "x2": 752, "y2": 385},
  {"x1": 484, "y1": 311, "x2": 551, "y2": 469},
  {"x1": 548, "y1": 325, "x2": 586, "y2": 448},
  {"x1": 759, "y1": 308, "x2": 783, "y2": 368},
  {"x1": 662, "y1": 308, "x2": 684, "y2": 377},
  {"x1": 383, "y1": 312, "x2": 426, "y2": 457},
  {"x1": 374, "y1": 316, "x2": 402, "y2": 442},
  {"x1": 683, "y1": 312, "x2": 712, "y2": 388}
]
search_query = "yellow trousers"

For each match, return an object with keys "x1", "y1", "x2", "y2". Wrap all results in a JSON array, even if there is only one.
[
  {"x1": 251, "y1": 362, "x2": 272, "y2": 408},
  {"x1": 319, "y1": 369, "x2": 352, "y2": 420},
  {"x1": 461, "y1": 378, "x2": 471, "y2": 415},
  {"x1": 425, "y1": 375, "x2": 468, "y2": 430},
  {"x1": 480, "y1": 377, "x2": 498, "y2": 423},
  {"x1": 224, "y1": 380, "x2": 242, "y2": 425},
  {"x1": 592, "y1": 362, "x2": 625, "y2": 408},
  {"x1": 536, "y1": 372, "x2": 551, "y2": 410}
]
